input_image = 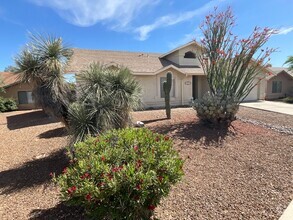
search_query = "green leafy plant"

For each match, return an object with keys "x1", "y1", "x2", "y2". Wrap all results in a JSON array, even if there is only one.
[
  {"x1": 193, "y1": 7, "x2": 275, "y2": 125},
  {"x1": 0, "y1": 97, "x2": 18, "y2": 112},
  {"x1": 68, "y1": 63, "x2": 142, "y2": 144},
  {"x1": 54, "y1": 128, "x2": 184, "y2": 220},
  {"x1": 284, "y1": 56, "x2": 293, "y2": 71},
  {"x1": 163, "y1": 72, "x2": 172, "y2": 119}
]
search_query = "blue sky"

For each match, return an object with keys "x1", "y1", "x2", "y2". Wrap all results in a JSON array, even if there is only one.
[{"x1": 1, "y1": 0, "x2": 293, "y2": 71}]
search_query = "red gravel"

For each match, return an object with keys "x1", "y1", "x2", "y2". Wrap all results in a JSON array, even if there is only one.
[{"x1": 0, "y1": 108, "x2": 292, "y2": 219}]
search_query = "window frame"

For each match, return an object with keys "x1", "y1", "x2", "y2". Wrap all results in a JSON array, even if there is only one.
[
  {"x1": 18, "y1": 91, "x2": 34, "y2": 104},
  {"x1": 184, "y1": 51, "x2": 196, "y2": 59},
  {"x1": 272, "y1": 81, "x2": 282, "y2": 93}
]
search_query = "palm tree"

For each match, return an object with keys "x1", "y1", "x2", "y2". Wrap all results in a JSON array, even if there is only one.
[
  {"x1": 15, "y1": 33, "x2": 74, "y2": 125},
  {"x1": 68, "y1": 63, "x2": 142, "y2": 143},
  {"x1": 284, "y1": 56, "x2": 293, "y2": 71}
]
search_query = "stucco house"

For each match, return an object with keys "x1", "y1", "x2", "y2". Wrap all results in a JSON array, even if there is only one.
[
  {"x1": 265, "y1": 67, "x2": 293, "y2": 100},
  {"x1": 1, "y1": 41, "x2": 292, "y2": 110},
  {"x1": 0, "y1": 72, "x2": 36, "y2": 109}
]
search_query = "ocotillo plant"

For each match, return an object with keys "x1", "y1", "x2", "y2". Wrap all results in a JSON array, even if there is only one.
[{"x1": 163, "y1": 72, "x2": 172, "y2": 119}]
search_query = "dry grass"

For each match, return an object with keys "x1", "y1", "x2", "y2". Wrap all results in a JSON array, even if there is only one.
[{"x1": 0, "y1": 108, "x2": 292, "y2": 219}]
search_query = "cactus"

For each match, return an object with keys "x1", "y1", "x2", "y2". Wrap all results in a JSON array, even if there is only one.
[{"x1": 163, "y1": 72, "x2": 172, "y2": 119}]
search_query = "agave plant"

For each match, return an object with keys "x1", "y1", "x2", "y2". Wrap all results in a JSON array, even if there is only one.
[
  {"x1": 68, "y1": 63, "x2": 142, "y2": 143},
  {"x1": 14, "y1": 33, "x2": 74, "y2": 125}
]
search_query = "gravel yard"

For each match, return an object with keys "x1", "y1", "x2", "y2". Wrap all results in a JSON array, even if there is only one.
[{"x1": 0, "y1": 108, "x2": 292, "y2": 219}]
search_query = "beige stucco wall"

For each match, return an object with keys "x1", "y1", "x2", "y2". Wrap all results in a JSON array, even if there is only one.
[
  {"x1": 0, "y1": 83, "x2": 36, "y2": 110},
  {"x1": 165, "y1": 45, "x2": 201, "y2": 66},
  {"x1": 266, "y1": 72, "x2": 293, "y2": 99},
  {"x1": 135, "y1": 69, "x2": 192, "y2": 108}
]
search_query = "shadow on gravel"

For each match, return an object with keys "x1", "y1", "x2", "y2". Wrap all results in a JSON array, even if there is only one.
[
  {"x1": 6, "y1": 110, "x2": 58, "y2": 130},
  {"x1": 38, "y1": 127, "x2": 68, "y2": 139},
  {"x1": 29, "y1": 203, "x2": 85, "y2": 220},
  {"x1": 142, "y1": 117, "x2": 168, "y2": 124},
  {"x1": 150, "y1": 121, "x2": 232, "y2": 147},
  {"x1": 0, "y1": 149, "x2": 68, "y2": 195}
]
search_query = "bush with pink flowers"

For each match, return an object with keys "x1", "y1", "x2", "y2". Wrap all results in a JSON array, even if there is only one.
[{"x1": 55, "y1": 128, "x2": 184, "y2": 219}]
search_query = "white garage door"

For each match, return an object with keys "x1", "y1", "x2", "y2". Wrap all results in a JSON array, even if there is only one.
[{"x1": 243, "y1": 83, "x2": 259, "y2": 101}]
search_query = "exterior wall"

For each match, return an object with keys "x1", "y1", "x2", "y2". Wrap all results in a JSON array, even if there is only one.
[
  {"x1": 0, "y1": 83, "x2": 36, "y2": 110},
  {"x1": 165, "y1": 45, "x2": 201, "y2": 66},
  {"x1": 197, "y1": 76, "x2": 210, "y2": 98},
  {"x1": 135, "y1": 70, "x2": 193, "y2": 108},
  {"x1": 266, "y1": 72, "x2": 293, "y2": 99}
]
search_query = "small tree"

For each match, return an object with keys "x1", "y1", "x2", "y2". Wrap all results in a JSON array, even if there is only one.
[
  {"x1": 15, "y1": 33, "x2": 74, "y2": 125},
  {"x1": 0, "y1": 76, "x2": 5, "y2": 94},
  {"x1": 193, "y1": 7, "x2": 275, "y2": 125}
]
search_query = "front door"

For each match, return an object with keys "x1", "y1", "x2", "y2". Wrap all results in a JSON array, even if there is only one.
[{"x1": 192, "y1": 76, "x2": 198, "y2": 99}]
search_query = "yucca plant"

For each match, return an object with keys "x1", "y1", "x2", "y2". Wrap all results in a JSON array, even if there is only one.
[
  {"x1": 14, "y1": 33, "x2": 74, "y2": 125},
  {"x1": 193, "y1": 7, "x2": 275, "y2": 125},
  {"x1": 68, "y1": 63, "x2": 142, "y2": 144}
]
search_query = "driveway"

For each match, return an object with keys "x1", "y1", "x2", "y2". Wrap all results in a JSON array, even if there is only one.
[{"x1": 240, "y1": 101, "x2": 293, "y2": 116}]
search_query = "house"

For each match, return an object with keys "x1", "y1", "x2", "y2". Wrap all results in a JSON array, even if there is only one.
[
  {"x1": 1, "y1": 41, "x2": 292, "y2": 110},
  {"x1": 0, "y1": 72, "x2": 36, "y2": 109},
  {"x1": 67, "y1": 41, "x2": 268, "y2": 108},
  {"x1": 265, "y1": 67, "x2": 293, "y2": 99}
]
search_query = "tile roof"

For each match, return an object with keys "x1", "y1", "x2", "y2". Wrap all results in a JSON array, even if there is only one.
[
  {"x1": 266, "y1": 67, "x2": 293, "y2": 79},
  {"x1": 0, "y1": 72, "x2": 20, "y2": 88},
  {"x1": 67, "y1": 48, "x2": 204, "y2": 75}
]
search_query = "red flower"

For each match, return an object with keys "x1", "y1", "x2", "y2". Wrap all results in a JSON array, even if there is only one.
[
  {"x1": 148, "y1": 205, "x2": 156, "y2": 211},
  {"x1": 155, "y1": 136, "x2": 160, "y2": 142},
  {"x1": 81, "y1": 173, "x2": 91, "y2": 179},
  {"x1": 164, "y1": 136, "x2": 170, "y2": 141},
  {"x1": 107, "y1": 173, "x2": 113, "y2": 180},
  {"x1": 67, "y1": 186, "x2": 77, "y2": 195},
  {"x1": 136, "y1": 160, "x2": 142, "y2": 169},
  {"x1": 112, "y1": 165, "x2": 123, "y2": 172},
  {"x1": 101, "y1": 156, "x2": 105, "y2": 161},
  {"x1": 49, "y1": 172, "x2": 54, "y2": 177},
  {"x1": 158, "y1": 176, "x2": 163, "y2": 182},
  {"x1": 133, "y1": 145, "x2": 139, "y2": 151},
  {"x1": 62, "y1": 167, "x2": 67, "y2": 174},
  {"x1": 136, "y1": 184, "x2": 141, "y2": 190},
  {"x1": 85, "y1": 194, "x2": 91, "y2": 202},
  {"x1": 97, "y1": 182, "x2": 105, "y2": 187}
]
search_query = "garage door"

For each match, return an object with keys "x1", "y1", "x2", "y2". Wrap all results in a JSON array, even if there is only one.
[{"x1": 243, "y1": 82, "x2": 259, "y2": 101}]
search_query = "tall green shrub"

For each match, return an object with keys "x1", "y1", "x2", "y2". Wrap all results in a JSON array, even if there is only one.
[
  {"x1": 163, "y1": 72, "x2": 172, "y2": 119},
  {"x1": 193, "y1": 7, "x2": 275, "y2": 125},
  {"x1": 0, "y1": 97, "x2": 18, "y2": 112},
  {"x1": 54, "y1": 128, "x2": 184, "y2": 219}
]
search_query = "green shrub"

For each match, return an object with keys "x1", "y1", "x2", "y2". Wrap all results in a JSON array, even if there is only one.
[
  {"x1": 0, "y1": 97, "x2": 18, "y2": 112},
  {"x1": 282, "y1": 97, "x2": 293, "y2": 104},
  {"x1": 55, "y1": 128, "x2": 184, "y2": 219}
]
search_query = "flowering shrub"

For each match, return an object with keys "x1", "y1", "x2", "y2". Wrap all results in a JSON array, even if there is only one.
[
  {"x1": 196, "y1": 7, "x2": 274, "y2": 125},
  {"x1": 192, "y1": 92, "x2": 239, "y2": 125},
  {"x1": 54, "y1": 128, "x2": 184, "y2": 219}
]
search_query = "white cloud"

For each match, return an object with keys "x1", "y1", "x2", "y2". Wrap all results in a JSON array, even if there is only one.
[
  {"x1": 277, "y1": 27, "x2": 293, "y2": 35},
  {"x1": 135, "y1": 0, "x2": 227, "y2": 41},
  {"x1": 29, "y1": 0, "x2": 158, "y2": 27}
]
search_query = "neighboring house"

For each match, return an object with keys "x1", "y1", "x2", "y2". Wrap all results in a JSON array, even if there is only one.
[
  {"x1": 2, "y1": 41, "x2": 292, "y2": 110},
  {"x1": 67, "y1": 41, "x2": 268, "y2": 107},
  {"x1": 0, "y1": 72, "x2": 36, "y2": 109},
  {"x1": 265, "y1": 67, "x2": 293, "y2": 100}
]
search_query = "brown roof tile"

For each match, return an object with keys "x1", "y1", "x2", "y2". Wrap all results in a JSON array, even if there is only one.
[{"x1": 0, "y1": 72, "x2": 20, "y2": 88}]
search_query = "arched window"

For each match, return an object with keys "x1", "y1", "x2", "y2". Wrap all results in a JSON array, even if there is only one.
[{"x1": 184, "y1": 51, "x2": 196, "y2": 59}]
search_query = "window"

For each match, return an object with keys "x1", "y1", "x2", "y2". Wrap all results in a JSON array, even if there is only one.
[
  {"x1": 160, "y1": 75, "x2": 175, "y2": 98},
  {"x1": 272, "y1": 81, "x2": 282, "y2": 93},
  {"x1": 184, "y1": 51, "x2": 196, "y2": 59},
  {"x1": 18, "y1": 91, "x2": 34, "y2": 104}
]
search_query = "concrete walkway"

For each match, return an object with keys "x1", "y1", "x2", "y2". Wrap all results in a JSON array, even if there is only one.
[
  {"x1": 279, "y1": 200, "x2": 293, "y2": 220},
  {"x1": 240, "y1": 101, "x2": 293, "y2": 116}
]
